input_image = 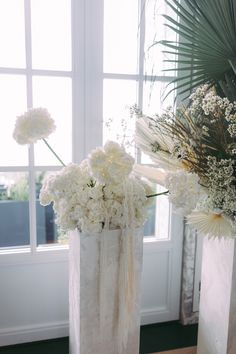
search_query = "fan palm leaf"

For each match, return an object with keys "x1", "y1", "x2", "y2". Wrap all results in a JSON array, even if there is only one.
[{"x1": 156, "y1": 0, "x2": 236, "y2": 99}]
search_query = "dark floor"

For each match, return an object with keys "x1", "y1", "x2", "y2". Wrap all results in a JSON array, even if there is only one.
[
  {"x1": 0, "y1": 321, "x2": 198, "y2": 354},
  {"x1": 139, "y1": 321, "x2": 198, "y2": 353}
]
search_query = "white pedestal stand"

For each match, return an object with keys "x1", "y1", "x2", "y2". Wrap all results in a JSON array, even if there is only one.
[
  {"x1": 197, "y1": 237, "x2": 236, "y2": 354},
  {"x1": 69, "y1": 228, "x2": 143, "y2": 354}
]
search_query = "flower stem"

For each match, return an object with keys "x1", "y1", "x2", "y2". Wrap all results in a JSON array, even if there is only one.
[
  {"x1": 42, "y1": 138, "x2": 66, "y2": 166},
  {"x1": 146, "y1": 190, "x2": 169, "y2": 198}
]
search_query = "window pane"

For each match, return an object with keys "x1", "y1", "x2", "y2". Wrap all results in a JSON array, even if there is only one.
[
  {"x1": 143, "y1": 184, "x2": 170, "y2": 240},
  {"x1": 33, "y1": 76, "x2": 72, "y2": 166},
  {"x1": 0, "y1": 0, "x2": 25, "y2": 68},
  {"x1": 0, "y1": 74, "x2": 28, "y2": 166},
  {"x1": 104, "y1": 0, "x2": 139, "y2": 74},
  {"x1": 144, "y1": 0, "x2": 177, "y2": 76},
  {"x1": 143, "y1": 186, "x2": 156, "y2": 237},
  {"x1": 142, "y1": 81, "x2": 173, "y2": 240},
  {"x1": 31, "y1": 0, "x2": 71, "y2": 70},
  {"x1": 141, "y1": 81, "x2": 174, "y2": 165},
  {"x1": 154, "y1": 185, "x2": 170, "y2": 239},
  {"x1": 0, "y1": 172, "x2": 30, "y2": 248},
  {"x1": 143, "y1": 81, "x2": 175, "y2": 116},
  {"x1": 35, "y1": 171, "x2": 62, "y2": 246},
  {"x1": 103, "y1": 79, "x2": 137, "y2": 154}
]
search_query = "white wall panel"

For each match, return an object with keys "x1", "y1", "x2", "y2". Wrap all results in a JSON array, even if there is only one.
[{"x1": 0, "y1": 257, "x2": 69, "y2": 346}]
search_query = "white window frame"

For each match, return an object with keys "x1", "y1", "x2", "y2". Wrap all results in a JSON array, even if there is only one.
[
  {"x1": 0, "y1": 0, "x2": 176, "y2": 262},
  {"x1": 0, "y1": 0, "x2": 74, "y2": 260}
]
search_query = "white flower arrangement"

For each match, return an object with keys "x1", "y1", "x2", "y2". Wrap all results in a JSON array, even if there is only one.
[
  {"x1": 134, "y1": 85, "x2": 236, "y2": 239},
  {"x1": 12, "y1": 108, "x2": 155, "y2": 354},
  {"x1": 40, "y1": 141, "x2": 153, "y2": 233},
  {"x1": 13, "y1": 108, "x2": 154, "y2": 234}
]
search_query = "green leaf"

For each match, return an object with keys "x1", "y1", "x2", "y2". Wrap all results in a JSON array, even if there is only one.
[{"x1": 157, "y1": 0, "x2": 236, "y2": 99}]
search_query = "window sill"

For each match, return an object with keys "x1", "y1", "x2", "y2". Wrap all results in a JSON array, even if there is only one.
[{"x1": 0, "y1": 244, "x2": 68, "y2": 266}]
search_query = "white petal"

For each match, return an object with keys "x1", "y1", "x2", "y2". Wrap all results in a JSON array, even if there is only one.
[{"x1": 133, "y1": 164, "x2": 166, "y2": 186}]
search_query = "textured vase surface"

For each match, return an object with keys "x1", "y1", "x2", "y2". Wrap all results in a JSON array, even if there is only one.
[
  {"x1": 69, "y1": 228, "x2": 143, "y2": 354},
  {"x1": 197, "y1": 236, "x2": 236, "y2": 354}
]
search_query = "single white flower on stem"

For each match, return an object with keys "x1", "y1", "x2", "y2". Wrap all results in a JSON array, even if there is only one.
[
  {"x1": 13, "y1": 107, "x2": 65, "y2": 166},
  {"x1": 13, "y1": 107, "x2": 56, "y2": 145}
]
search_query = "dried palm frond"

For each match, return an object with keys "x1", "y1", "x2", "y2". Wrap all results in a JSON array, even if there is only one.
[{"x1": 187, "y1": 210, "x2": 233, "y2": 238}]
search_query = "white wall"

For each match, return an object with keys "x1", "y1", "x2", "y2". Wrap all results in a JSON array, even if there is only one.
[{"x1": 0, "y1": 251, "x2": 69, "y2": 346}]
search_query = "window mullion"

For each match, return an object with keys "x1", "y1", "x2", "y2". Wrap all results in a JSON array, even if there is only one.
[
  {"x1": 136, "y1": 0, "x2": 146, "y2": 163},
  {"x1": 71, "y1": 0, "x2": 86, "y2": 163},
  {"x1": 103, "y1": 72, "x2": 174, "y2": 82},
  {"x1": 24, "y1": 0, "x2": 37, "y2": 253},
  {"x1": 137, "y1": 0, "x2": 146, "y2": 108},
  {"x1": 84, "y1": 0, "x2": 104, "y2": 154}
]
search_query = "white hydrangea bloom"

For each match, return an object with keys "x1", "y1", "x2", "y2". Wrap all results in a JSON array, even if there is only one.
[
  {"x1": 166, "y1": 171, "x2": 204, "y2": 215},
  {"x1": 39, "y1": 173, "x2": 57, "y2": 206},
  {"x1": 89, "y1": 141, "x2": 135, "y2": 184},
  {"x1": 13, "y1": 108, "x2": 56, "y2": 145}
]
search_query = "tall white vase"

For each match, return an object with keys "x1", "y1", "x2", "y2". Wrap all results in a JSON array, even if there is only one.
[
  {"x1": 69, "y1": 228, "x2": 143, "y2": 354},
  {"x1": 197, "y1": 236, "x2": 236, "y2": 354}
]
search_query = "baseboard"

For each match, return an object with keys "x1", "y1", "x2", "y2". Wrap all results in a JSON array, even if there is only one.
[
  {"x1": 141, "y1": 307, "x2": 179, "y2": 325},
  {"x1": 0, "y1": 321, "x2": 69, "y2": 347},
  {"x1": 0, "y1": 314, "x2": 180, "y2": 347}
]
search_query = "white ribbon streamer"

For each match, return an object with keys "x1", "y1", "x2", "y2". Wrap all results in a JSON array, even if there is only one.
[
  {"x1": 98, "y1": 178, "x2": 137, "y2": 353},
  {"x1": 99, "y1": 231, "x2": 107, "y2": 348},
  {"x1": 117, "y1": 229, "x2": 136, "y2": 354},
  {"x1": 117, "y1": 180, "x2": 136, "y2": 354}
]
